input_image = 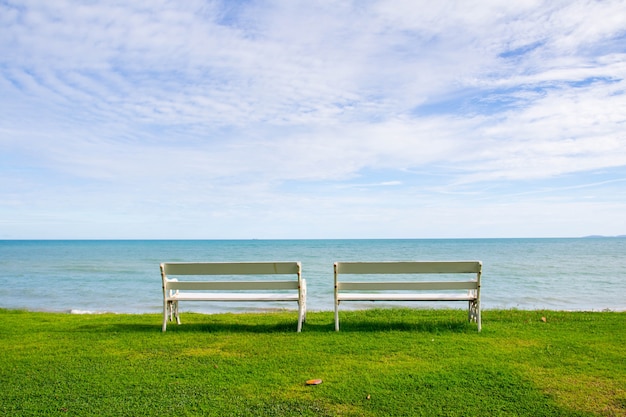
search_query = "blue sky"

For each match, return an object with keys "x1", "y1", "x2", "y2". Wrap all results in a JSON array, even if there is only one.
[{"x1": 1, "y1": 0, "x2": 626, "y2": 239}]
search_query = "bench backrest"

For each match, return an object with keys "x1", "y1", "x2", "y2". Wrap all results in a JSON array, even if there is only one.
[
  {"x1": 334, "y1": 261, "x2": 481, "y2": 291},
  {"x1": 161, "y1": 262, "x2": 302, "y2": 291}
]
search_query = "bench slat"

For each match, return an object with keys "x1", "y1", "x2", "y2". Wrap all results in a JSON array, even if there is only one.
[
  {"x1": 337, "y1": 281, "x2": 477, "y2": 291},
  {"x1": 337, "y1": 293, "x2": 476, "y2": 301},
  {"x1": 336, "y1": 261, "x2": 481, "y2": 274},
  {"x1": 162, "y1": 262, "x2": 300, "y2": 275},
  {"x1": 169, "y1": 293, "x2": 300, "y2": 301},
  {"x1": 166, "y1": 280, "x2": 300, "y2": 291}
]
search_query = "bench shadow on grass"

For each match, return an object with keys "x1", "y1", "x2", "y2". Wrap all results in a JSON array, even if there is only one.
[
  {"x1": 333, "y1": 307, "x2": 479, "y2": 333},
  {"x1": 165, "y1": 321, "x2": 302, "y2": 333},
  {"x1": 109, "y1": 322, "x2": 301, "y2": 334},
  {"x1": 110, "y1": 323, "x2": 475, "y2": 334},
  {"x1": 335, "y1": 319, "x2": 476, "y2": 333},
  {"x1": 111, "y1": 319, "x2": 475, "y2": 334},
  {"x1": 107, "y1": 309, "x2": 478, "y2": 333},
  {"x1": 110, "y1": 314, "x2": 309, "y2": 333}
]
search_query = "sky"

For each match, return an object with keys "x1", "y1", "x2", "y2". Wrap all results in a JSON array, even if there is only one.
[{"x1": 1, "y1": 0, "x2": 626, "y2": 239}]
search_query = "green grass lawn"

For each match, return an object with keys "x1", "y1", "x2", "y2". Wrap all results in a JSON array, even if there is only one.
[{"x1": 1, "y1": 308, "x2": 624, "y2": 416}]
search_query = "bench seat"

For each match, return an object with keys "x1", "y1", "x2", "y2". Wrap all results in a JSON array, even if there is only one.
[
  {"x1": 170, "y1": 292, "x2": 301, "y2": 302},
  {"x1": 337, "y1": 293, "x2": 477, "y2": 302}
]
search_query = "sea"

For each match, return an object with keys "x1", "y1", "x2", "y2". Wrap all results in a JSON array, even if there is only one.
[{"x1": 0, "y1": 238, "x2": 624, "y2": 314}]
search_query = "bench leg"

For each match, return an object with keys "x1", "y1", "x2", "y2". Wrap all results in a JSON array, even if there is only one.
[
  {"x1": 468, "y1": 300, "x2": 481, "y2": 331},
  {"x1": 162, "y1": 302, "x2": 168, "y2": 332},
  {"x1": 297, "y1": 280, "x2": 307, "y2": 332},
  {"x1": 162, "y1": 301, "x2": 181, "y2": 332},
  {"x1": 173, "y1": 301, "x2": 181, "y2": 325},
  {"x1": 297, "y1": 305, "x2": 304, "y2": 333},
  {"x1": 334, "y1": 302, "x2": 340, "y2": 331},
  {"x1": 476, "y1": 301, "x2": 481, "y2": 332},
  {"x1": 302, "y1": 280, "x2": 307, "y2": 323},
  {"x1": 297, "y1": 298, "x2": 305, "y2": 333}
]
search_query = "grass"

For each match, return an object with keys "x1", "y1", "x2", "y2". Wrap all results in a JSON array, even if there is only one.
[{"x1": 1, "y1": 308, "x2": 625, "y2": 416}]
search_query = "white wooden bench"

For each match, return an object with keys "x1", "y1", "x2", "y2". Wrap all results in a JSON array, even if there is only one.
[
  {"x1": 334, "y1": 261, "x2": 482, "y2": 331},
  {"x1": 160, "y1": 262, "x2": 306, "y2": 332}
]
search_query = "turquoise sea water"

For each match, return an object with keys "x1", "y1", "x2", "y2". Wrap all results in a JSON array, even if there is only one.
[{"x1": 0, "y1": 239, "x2": 624, "y2": 314}]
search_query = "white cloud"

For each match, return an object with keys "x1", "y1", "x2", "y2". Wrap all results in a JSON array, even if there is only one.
[{"x1": 1, "y1": 0, "x2": 626, "y2": 238}]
